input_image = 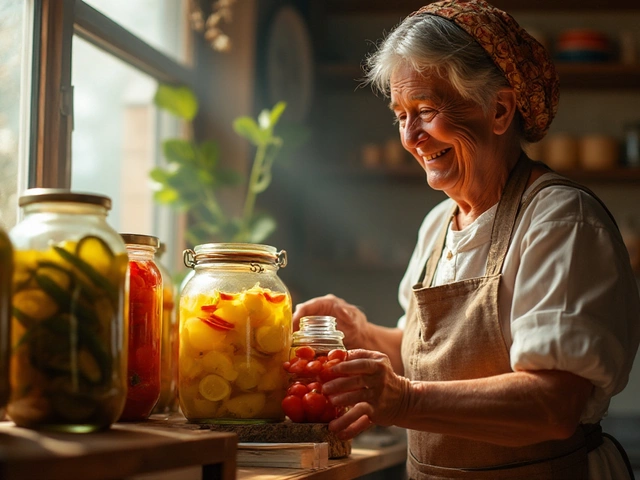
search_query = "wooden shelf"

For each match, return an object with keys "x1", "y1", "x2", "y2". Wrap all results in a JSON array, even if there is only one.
[
  {"x1": 317, "y1": 62, "x2": 640, "y2": 91},
  {"x1": 325, "y1": 0, "x2": 640, "y2": 15}
]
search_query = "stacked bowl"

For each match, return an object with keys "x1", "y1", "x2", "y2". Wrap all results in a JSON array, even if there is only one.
[{"x1": 555, "y1": 29, "x2": 612, "y2": 63}]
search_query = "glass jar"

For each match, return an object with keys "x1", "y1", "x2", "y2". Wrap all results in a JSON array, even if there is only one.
[
  {"x1": 282, "y1": 316, "x2": 348, "y2": 423},
  {"x1": 180, "y1": 243, "x2": 292, "y2": 424},
  {"x1": 0, "y1": 226, "x2": 13, "y2": 419},
  {"x1": 152, "y1": 242, "x2": 179, "y2": 415},
  {"x1": 7, "y1": 189, "x2": 128, "y2": 432},
  {"x1": 119, "y1": 234, "x2": 162, "y2": 421}
]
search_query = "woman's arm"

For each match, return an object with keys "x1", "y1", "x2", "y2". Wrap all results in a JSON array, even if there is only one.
[{"x1": 323, "y1": 349, "x2": 593, "y2": 446}]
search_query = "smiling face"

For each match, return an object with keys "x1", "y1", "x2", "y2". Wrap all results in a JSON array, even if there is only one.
[{"x1": 390, "y1": 63, "x2": 509, "y2": 204}]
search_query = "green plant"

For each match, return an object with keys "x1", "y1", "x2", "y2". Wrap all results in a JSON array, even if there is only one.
[{"x1": 150, "y1": 84, "x2": 290, "y2": 246}]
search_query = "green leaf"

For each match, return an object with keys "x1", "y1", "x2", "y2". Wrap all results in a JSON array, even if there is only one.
[
  {"x1": 213, "y1": 168, "x2": 243, "y2": 187},
  {"x1": 247, "y1": 215, "x2": 277, "y2": 243},
  {"x1": 269, "y1": 102, "x2": 287, "y2": 128},
  {"x1": 154, "y1": 84, "x2": 198, "y2": 121},
  {"x1": 153, "y1": 188, "x2": 181, "y2": 205},
  {"x1": 149, "y1": 167, "x2": 171, "y2": 185},
  {"x1": 163, "y1": 140, "x2": 197, "y2": 165},
  {"x1": 233, "y1": 117, "x2": 266, "y2": 146},
  {"x1": 198, "y1": 140, "x2": 219, "y2": 170}
]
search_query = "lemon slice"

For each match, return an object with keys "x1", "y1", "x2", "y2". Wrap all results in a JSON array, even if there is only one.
[{"x1": 198, "y1": 374, "x2": 231, "y2": 401}]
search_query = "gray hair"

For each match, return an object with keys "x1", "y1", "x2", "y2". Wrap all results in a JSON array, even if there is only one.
[{"x1": 365, "y1": 15, "x2": 511, "y2": 115}]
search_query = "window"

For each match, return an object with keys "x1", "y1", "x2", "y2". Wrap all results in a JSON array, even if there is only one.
[
  {"x1": 10, "y1": 0, "x2": 196, "y2": 271},
  {"x1": 0, "y1": 0, "x2": 32, "y2": 229}
]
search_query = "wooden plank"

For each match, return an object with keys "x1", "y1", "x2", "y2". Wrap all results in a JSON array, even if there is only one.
[
  {"x1": 237, "y1": 442, "x2": 328, "y2": 469},
  {"x1": 0, "y1": 421, "x2": 237, "y2": 480}
]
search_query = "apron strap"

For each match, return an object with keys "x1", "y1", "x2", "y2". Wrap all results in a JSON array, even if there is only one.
[
  {"x1": 514, "y1": 175, "x2": 619, "y2": 230},
  {"x1": 485, "y1": 152, "x2": 533, "y2": 276}
]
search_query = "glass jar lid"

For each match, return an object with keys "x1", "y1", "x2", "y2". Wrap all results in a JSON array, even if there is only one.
[
  {"x1": 183, "y1": 243, "x2": 287, "y2": 269},
  {"x1": 121, "y1": 233, "x2": 160, "y2": 248},
  {"x1": 19, "y1": 188, "x2": 112, "y2": 210}
]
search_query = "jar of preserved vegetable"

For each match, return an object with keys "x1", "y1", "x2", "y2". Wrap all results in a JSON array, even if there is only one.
[
  {"x1": 0, "y1": 226, "x2": 13, "y2": 419},
  {"x1": 119, "y1": 234, "x2": 162, "y2": 421},
  {"x1": 152, "y1": 242, "x2": 178, "y2": 415},
  {"x1": 8, "y1": 189, "x2": 128, "y2": 432},
  {"x1": 282, "y1": 316, "x2": 348, "y2": 423},
  {"x1": 180, "y1": 243, "x2": 291, "y2": 424}
]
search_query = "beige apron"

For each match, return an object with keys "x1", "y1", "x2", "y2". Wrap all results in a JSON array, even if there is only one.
[{"x1": 401, "y1": 155, "x2": 610, "y2": 480}]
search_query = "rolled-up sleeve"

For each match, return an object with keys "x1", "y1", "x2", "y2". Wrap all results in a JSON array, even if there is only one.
[{"x1": 509, "y1": 191, "x2": 640, "y2": 421}]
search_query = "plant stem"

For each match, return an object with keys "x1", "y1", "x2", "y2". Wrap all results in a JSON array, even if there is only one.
[{"x1": 238, "y1": 143, "x2": 267, "y2": 240}]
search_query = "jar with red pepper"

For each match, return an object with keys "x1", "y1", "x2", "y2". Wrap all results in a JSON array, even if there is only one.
[
  {"x1": 119, "y1": 234, "x2": 162, "y2": 421},
  {"x1": 282, "y1": 316, "x2": 348, "y2": 423},
  {"x1": 180, "y1": 243, "x2": 291, "y2": 424}
]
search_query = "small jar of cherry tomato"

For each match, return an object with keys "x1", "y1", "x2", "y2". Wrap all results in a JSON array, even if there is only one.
[
  {"x1": 119, "y1": 234, "x2": 163, "y2": 422},
  {"x1": 282, "y1": 316, "x2": 348, "y2": 423},
  {"x1": 180, "y1": 243, "x2": 291, "y2": 424}
]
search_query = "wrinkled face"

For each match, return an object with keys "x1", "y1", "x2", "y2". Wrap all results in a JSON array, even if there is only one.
[{"x1": 390, "y1": 63, "x2": 497, "y2": 196}]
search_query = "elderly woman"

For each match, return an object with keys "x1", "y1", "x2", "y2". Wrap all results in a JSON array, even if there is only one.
[{"x1": 293, "y1": 1, "x2": 640, "y2": 478}]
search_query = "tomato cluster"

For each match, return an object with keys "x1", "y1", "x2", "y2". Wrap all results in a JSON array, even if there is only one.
[{"x1": 281, "y1": 346, "x2": 348, "y2": 423}]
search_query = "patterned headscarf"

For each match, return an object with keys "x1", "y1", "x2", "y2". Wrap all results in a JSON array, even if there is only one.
[{"x1": 410, "y1": 0, "x2": 559, "y2": 142}]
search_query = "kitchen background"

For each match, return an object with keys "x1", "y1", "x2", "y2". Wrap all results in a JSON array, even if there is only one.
[
  {"x1": 0, "y1": 0, "x2": 638, "y2": 470},
  {"x1": 255, "y1": 0, "x2": 640, "y2": 468}
]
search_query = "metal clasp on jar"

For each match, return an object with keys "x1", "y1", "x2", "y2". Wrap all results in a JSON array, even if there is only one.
[{"x1": 183, "y1": 248, "x2": 196, "y2": 269}]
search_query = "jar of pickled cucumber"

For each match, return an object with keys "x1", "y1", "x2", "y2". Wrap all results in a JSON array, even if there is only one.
[
  {"x1": 282, "y1": 316, "x2": 348, "y2": 423},
  {"x1": 0, "y1": 226, "x2": 13, "y2": 419},
  {"x1": 180, "y1": 243, "x2": 292, "y2": 424},
  {"x1": 119, "y1": 234, "x2": 162, "y2": 422},
  {"x1": 7, "y1": 189, "x2": 128, "y2": 432},
  {"x1": 152, "y1": 242, "x2": 179, "y2": 415}
]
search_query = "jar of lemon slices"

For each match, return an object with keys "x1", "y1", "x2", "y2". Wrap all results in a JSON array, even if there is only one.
[
  {"x1": 180, "y1": 243, "x2": 292, "y2": 424},
  {"x1": 7, "y1": 189, "x2": 128, "y2": 432}
]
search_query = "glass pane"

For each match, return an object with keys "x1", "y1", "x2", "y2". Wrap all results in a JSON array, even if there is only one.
[
  {"x1": 72, "y1": 36, "x2": 175, "y2": 240},
  {"x1": 82, "y1": 0, "x2": 187, "y2": 64},
  {"x1": 0, "y1": 0, "x2": 28, "y2": 229}
]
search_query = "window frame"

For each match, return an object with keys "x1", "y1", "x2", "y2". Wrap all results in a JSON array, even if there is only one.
[{"x1": 32, "y1": 0, "x2": 197, "y2": 189}]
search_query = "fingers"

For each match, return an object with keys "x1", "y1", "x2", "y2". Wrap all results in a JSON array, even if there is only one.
[{"x1": 329, "y1": 404, "x2": 373, "y2": 440}]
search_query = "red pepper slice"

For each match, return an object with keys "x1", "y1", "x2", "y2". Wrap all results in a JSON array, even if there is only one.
[
  {"x1": 201, "y1": 304, "x2": 218, "y2": 312},
  {"x1": 198, "y1": 314, "x2": 234, "y2": 331},
  {"x1": 220, "y1": 292, "x2": 236, "y2": 301},
  {"x1": 264, "y1": 292, "x2": 286, "y2": 303}
]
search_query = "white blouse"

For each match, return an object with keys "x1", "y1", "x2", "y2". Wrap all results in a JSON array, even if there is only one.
[{"x1": 396, "y1": 173, "x2": 640, "y2": 477}]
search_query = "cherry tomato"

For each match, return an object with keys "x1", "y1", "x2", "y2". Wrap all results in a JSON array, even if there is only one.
[
  {"x1": 282, "y1": 361, "x2": 291, "y2": 372},
  {"x1": 306, "y1": 381, "x2": 322, "y2": 393},
  {"x1": 287, "y1": 382, "x2": 309, "y2": 398},
  {"x1": 295, "y1": 346, "x2": 316, "y2": 360},
  {"x1": 320, "y1": 404, "x2": 338, "y2": 423},
  {"x1": 302, "y1": 392, "x2": 327, "y2": 423},
  {"x1": 289, "y1": 359, "x2": 308, "y2": 374},
  {"x1": 319, "y1": 362, "x2": 341, "y2": 383},
  {"x1": 305, "y1": 360, "x2": 323, "y2": 375},
  {"x1": 328, "y1": 349, "x2": 348, "y2": 362},
  {"x1": 282, "y1": 395, "x2": 305, "y2": 423}
]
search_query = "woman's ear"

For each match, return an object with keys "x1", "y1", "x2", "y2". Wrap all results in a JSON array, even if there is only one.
[{"x1": 493, "y1": 89, "x2": 517, "y2": 135}]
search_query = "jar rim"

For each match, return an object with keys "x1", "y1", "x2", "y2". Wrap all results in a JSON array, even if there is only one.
[
  {"x1": 19, "y1": 188, "x2": 112, "y2": 210},
  {"x1": 184, "y1": 243, "x2": 287, "y2": 268},
  {"x1": 121, "y1": 233, "x2": 160, "y2": 248}
]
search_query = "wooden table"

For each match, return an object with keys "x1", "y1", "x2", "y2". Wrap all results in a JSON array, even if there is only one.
[
  {"x1": 237, "y1": 441, "x2": 408, "y2": 480},
  {"x1": 0, "y1": 421, "x2": 237, "y2": 480}
]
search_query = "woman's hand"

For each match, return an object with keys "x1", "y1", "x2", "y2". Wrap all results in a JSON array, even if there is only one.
[
  {"x1": 321, "y1": 349, "x2": 412, "y2": 440},
  {"x1": 293, "y1": 295, "x2": 370, "y2": 350}
]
